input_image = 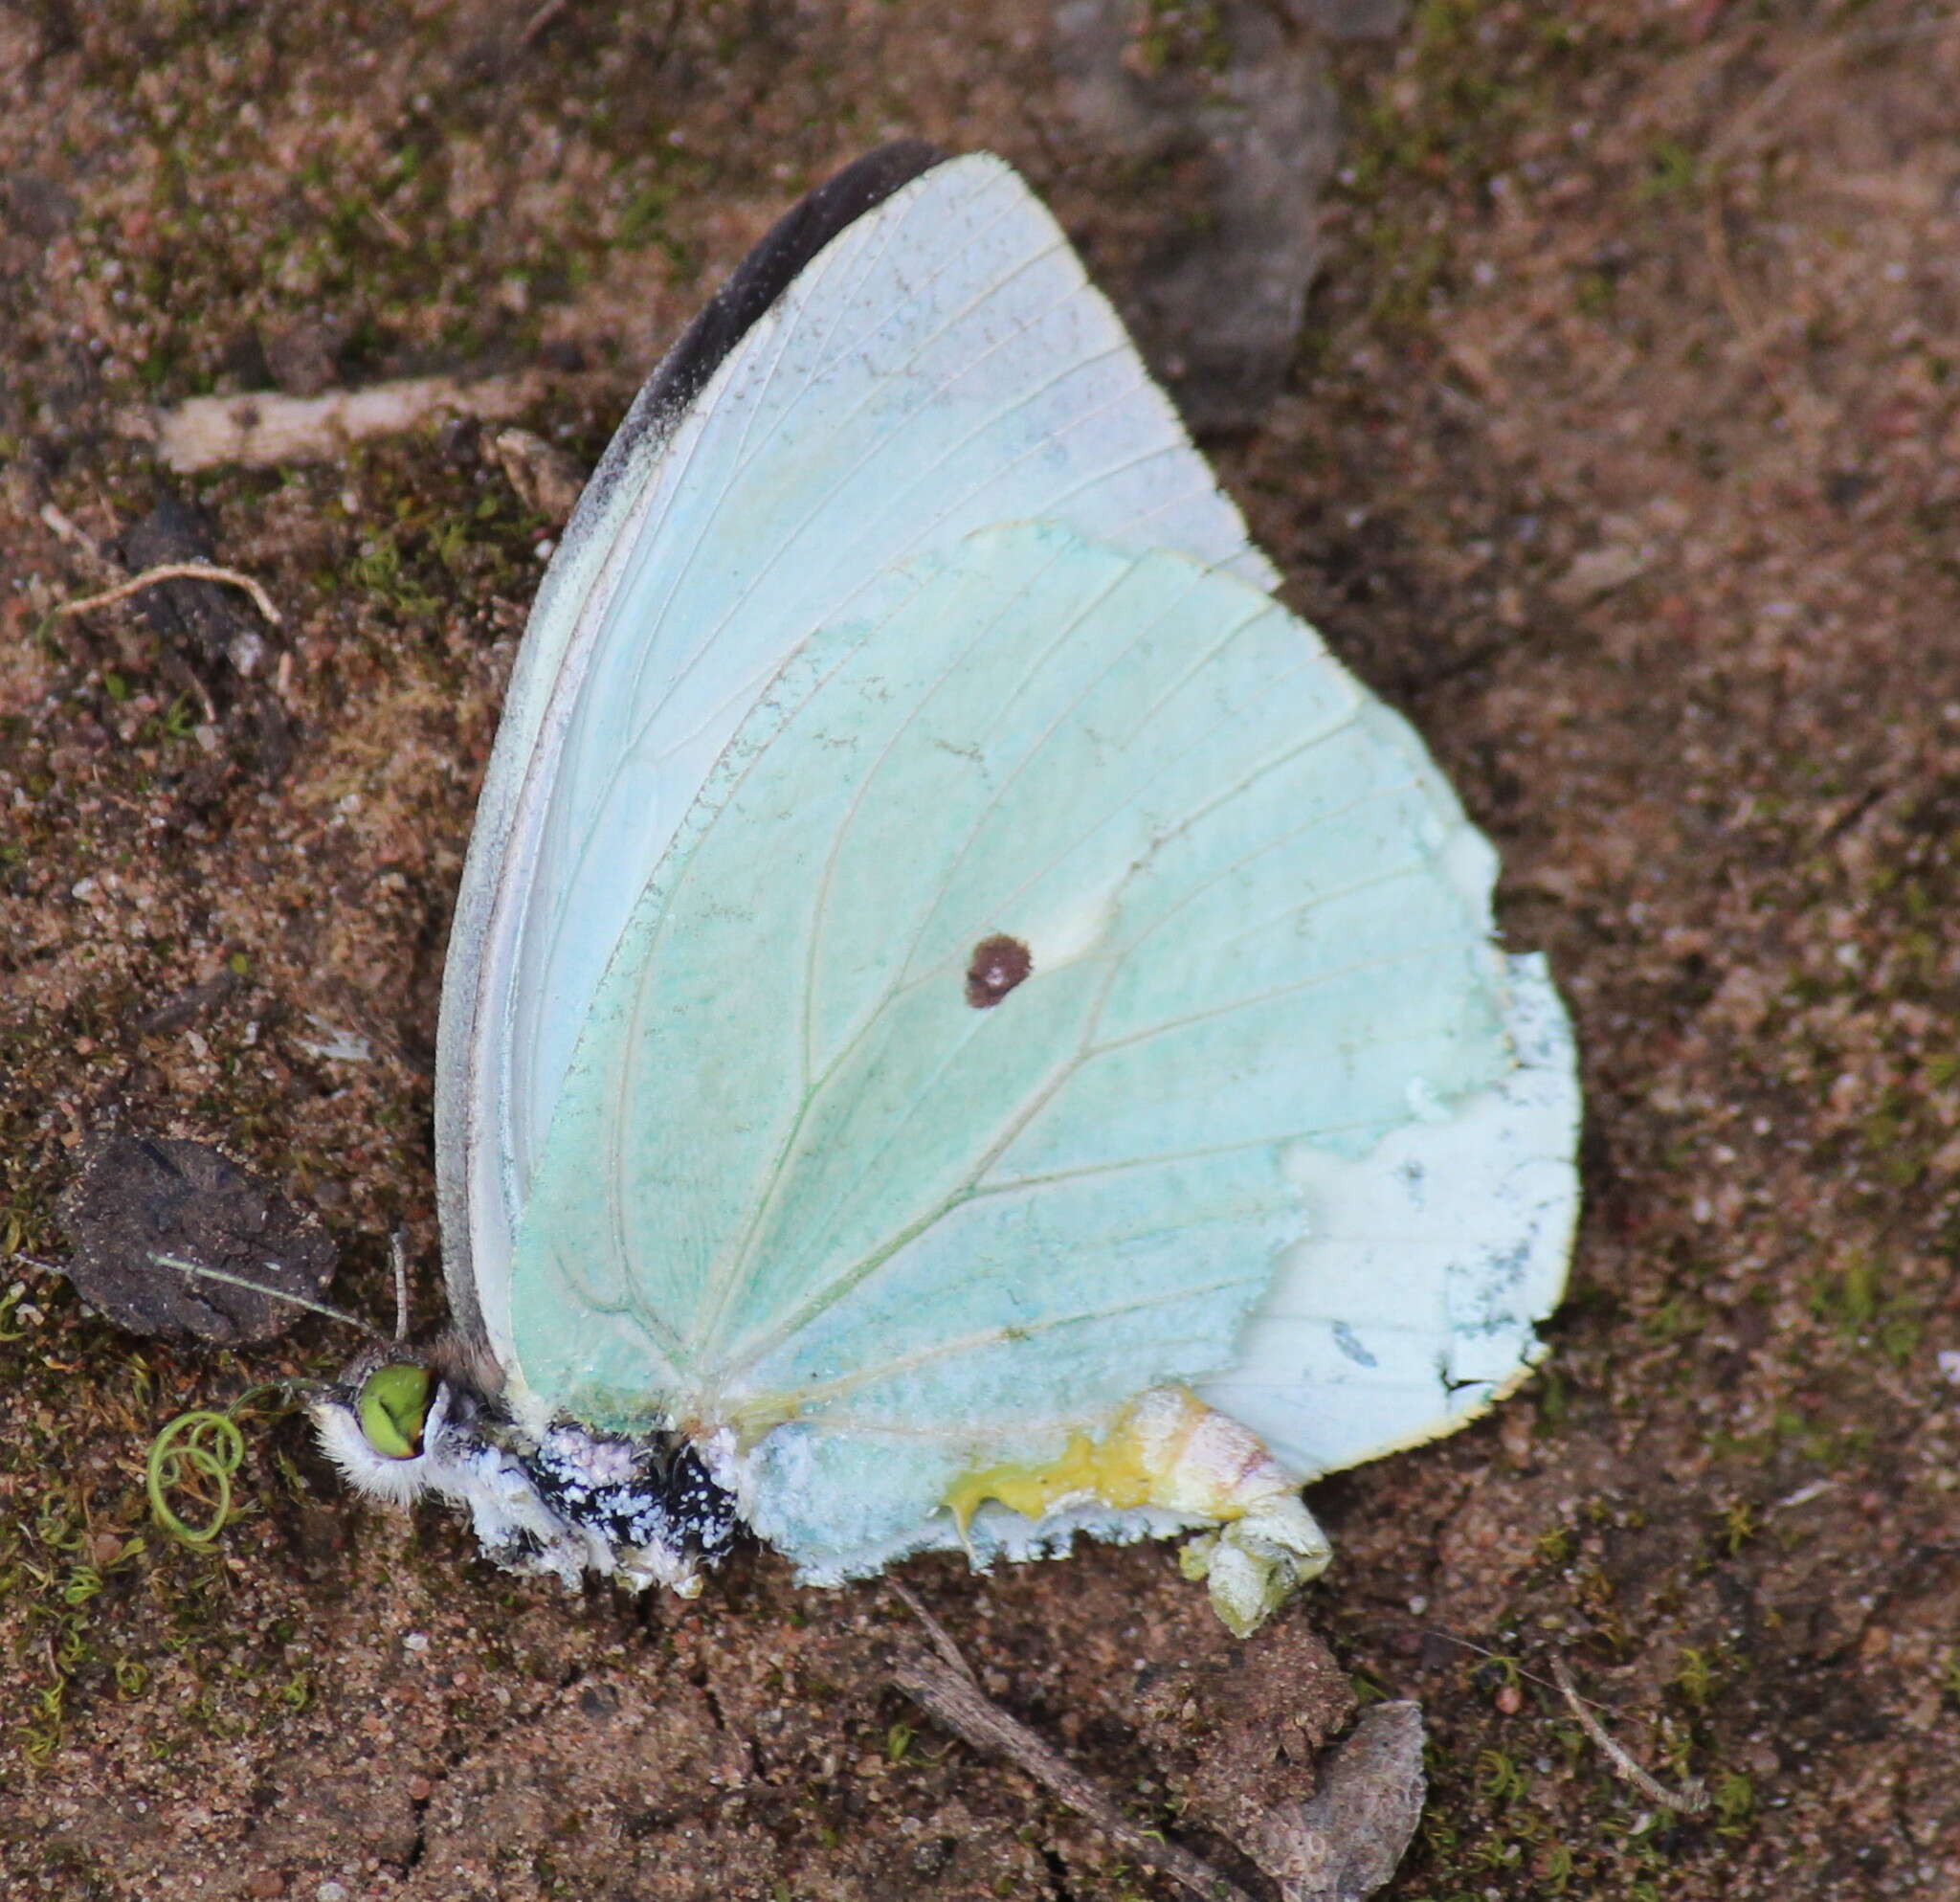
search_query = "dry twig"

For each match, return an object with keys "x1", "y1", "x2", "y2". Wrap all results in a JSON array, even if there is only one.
[
  {"x1": 142, "y1": 370, "x2": 575, "y2": 472},
  {"x1": 882, "y1": 1600, "x2": 1254, "y2": 1902},
  {"x1": 883, "y1": 1579, "x2": 976, "y2": 1684},
  {"x1": 519, "y1": 0, "x2": 573, "y2": 45},
  {"x1": 1549, "y1": 1657, "x2": 1710, "y2": 1815},
  {"x1": 54, "y1": 562, "x2": 282, "y2": 629},
  {"x1": 36, "y1": 503, "x2": 121, "y2": 580}
]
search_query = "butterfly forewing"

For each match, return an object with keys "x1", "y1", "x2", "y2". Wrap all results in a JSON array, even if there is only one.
[{"x1": 439, "y1": 152, "x2": 1275, "y2": 1367}]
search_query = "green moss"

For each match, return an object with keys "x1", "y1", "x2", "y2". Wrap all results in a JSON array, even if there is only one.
[
  {"x1": 1638, "y1": 137, "x2": 1699, "y2": 202},
  {"x1": 1669, "y1": 1647, "x2": 1718, "y2": 1711},
  {"x1": 1128, "y1": 0, "x2": 1231, "y2": 78},
  {"x1": 1711, "y1": 1772, "x2": 1754, "y2": 1833}
]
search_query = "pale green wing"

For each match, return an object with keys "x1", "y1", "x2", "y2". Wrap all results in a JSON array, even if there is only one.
[
  {"x1": 434, "y1": 149, "x2": 1274, "y2": 1366},
  {"x1": 510, "y1": 523, "x2": 1526, "y2": 1569}
]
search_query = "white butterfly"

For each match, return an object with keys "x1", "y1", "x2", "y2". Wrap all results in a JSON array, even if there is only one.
[{"x1": 310, "y1": 145, "x2": 1580, "y2": 1635}]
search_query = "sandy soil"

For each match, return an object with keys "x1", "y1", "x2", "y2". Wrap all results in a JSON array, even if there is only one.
[{"x1": 5, "y1": 2, "x2": 1960, "y2": 1897}]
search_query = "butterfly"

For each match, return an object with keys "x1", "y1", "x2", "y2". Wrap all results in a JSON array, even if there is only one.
[{"x1": 308, "y1": 143, "x2": 1581, "y2": 1637}]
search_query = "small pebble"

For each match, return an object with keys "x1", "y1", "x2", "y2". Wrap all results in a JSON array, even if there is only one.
[
  {"x1": 1495, "y1": 1684, "x2": 1523, "y2": 1715},
  {"x1": 246, "y1": 1876, "x2": 282, "y2": 1900},
  {"x1": 406, "y1": 1775, "x2": 434, "y2": 1803}
]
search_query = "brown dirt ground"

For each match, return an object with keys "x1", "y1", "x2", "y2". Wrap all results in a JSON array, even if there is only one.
[{"x1": 6, "y1": 2, "x2": 1960, "y2": 1897}]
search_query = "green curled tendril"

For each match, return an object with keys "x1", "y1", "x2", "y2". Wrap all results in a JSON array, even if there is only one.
[{"x1": 145, "y1": 1384, "x2": 290, "y2": 1546}]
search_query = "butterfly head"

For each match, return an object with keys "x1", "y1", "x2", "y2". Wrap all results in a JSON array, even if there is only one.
[{"x1": 308, "y1": 1340, "x2": 485, "y2": 1509}]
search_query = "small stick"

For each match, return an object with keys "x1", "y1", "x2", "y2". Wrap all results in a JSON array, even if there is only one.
[
  {"x1": 1549, "y1": 1658, "x2": 1710, "y2": 1815},
  {"x1": 390, "y1": 1232, "x2": 412, "y2": 1343},
  {"x1": 887, "y1": 1644, "x2": 1256, "y2": 1902},
  {"x1": 885, "y1": 1578, "x2": 976, "y2": 1684},
  {"x1": 37, "y1": 502, "x2": 120, "y2": 577},
  {"x1": 149, "y1": 1253, "x2": 382, "y2": 1339},
  {"x1": 1414, "y1": 1627, "x2": 1587, "y2": 1709},
  {"x1": 519, "y1": 0, "x2": 571, "y2": 44},
  {"x1": 54, "y1": 562, "x2": 282, "y2": 629},
  {"x1": 148, "y1": 371, "x2": 570, "y2": 472}
]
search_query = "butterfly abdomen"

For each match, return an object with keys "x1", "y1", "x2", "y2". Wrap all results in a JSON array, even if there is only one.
[{"x1": 944, "y1": 1385, "x2": 1298, "y2": 1531}]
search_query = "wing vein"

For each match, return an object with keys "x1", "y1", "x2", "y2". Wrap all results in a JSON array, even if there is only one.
[
  {"x1": 1086, "y1": 940, "x2": 1481, "y2": 1060},
  {"x1": 741, "y1": 1273, "x2": 1267, "y2": 1418}
]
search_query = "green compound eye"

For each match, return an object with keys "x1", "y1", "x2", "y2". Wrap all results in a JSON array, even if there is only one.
[{"x1": 357, "y1": 1364, "x2": 433, "y2": 1460}]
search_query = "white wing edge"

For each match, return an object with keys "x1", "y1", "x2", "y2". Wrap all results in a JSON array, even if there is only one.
[
  {"x1": 782, "y1": 1501, "x2": 1205, "y2": 1590},
  {"x1": 1195, "y1": 950, "x2": 1582, "y2": 1479}
]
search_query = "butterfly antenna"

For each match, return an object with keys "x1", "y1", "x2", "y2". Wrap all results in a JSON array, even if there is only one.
[
  {"x1": 150, "y1": 1253, "x2": 386, "y2": 1339},
  {"x1": 265, "y1": 1375, "x2": 334, "y2": 1399},
  {"x1": 389, "y1": 1230, "x2": 412, "y2": 1342}
]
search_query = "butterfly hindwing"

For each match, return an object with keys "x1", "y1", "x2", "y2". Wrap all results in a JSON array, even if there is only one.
[{"x1": 507, "y1": 525, "x2": 1521, "y2": 1565}]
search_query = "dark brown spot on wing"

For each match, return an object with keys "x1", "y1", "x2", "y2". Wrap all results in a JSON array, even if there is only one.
[{"x1": 966, "y1": 934, "x2": 1033, "y2": 1008}]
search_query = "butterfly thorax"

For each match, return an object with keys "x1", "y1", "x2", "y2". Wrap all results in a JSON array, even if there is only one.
[{"x1": 509, "y1": 1420, "x2": 738, "y2": 1574}]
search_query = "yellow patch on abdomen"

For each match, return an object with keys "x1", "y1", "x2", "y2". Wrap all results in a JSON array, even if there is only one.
[{"x1": 945, "y1": 1386, "x2": 1292, "y2": 1532}]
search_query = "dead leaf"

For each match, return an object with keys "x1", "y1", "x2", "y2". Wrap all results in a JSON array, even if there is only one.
[
  {"x1": 57, "y1": 1133, "x2": 338, "y2": 1344},
  {"x1": 1244, "y1": 1700, "x2": 1427, "y2": 1902}
]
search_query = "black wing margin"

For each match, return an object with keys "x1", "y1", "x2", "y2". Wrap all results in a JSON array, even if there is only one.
[{"x1": 569, "y1": 141, "x2": 949, "y2": 539}]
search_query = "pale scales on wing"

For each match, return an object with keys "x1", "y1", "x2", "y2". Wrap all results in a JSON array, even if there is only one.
[
  {"x1": 308, "y1": 145, "x2": 1581, "y2": 1635},
  {"x1": 434, "y1": 144, "x2": 1280, "y2": 1357}
]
